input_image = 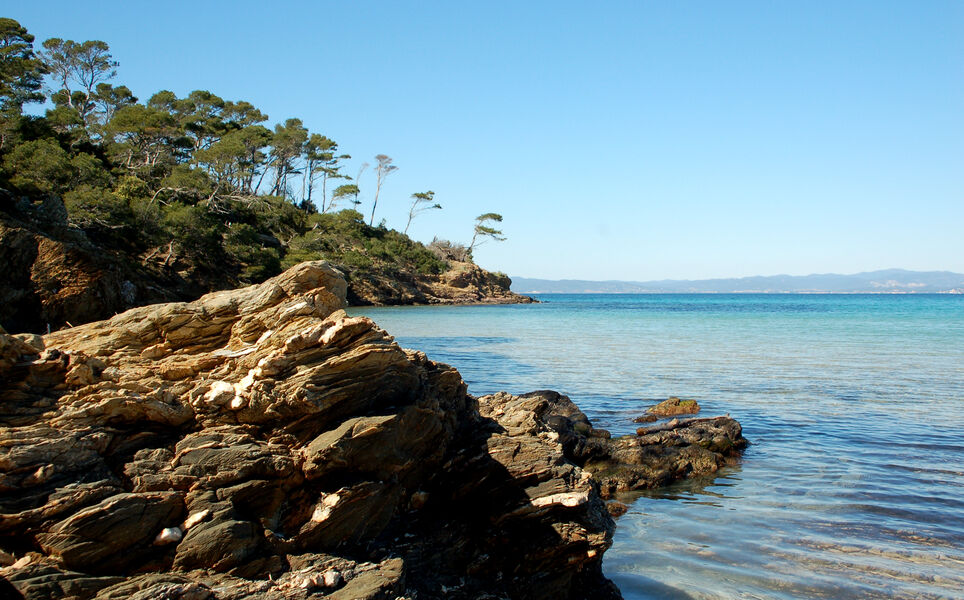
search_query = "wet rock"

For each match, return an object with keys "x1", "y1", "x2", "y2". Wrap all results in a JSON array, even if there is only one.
[
  {"x1": 632, "y1": 414, "x2": 657, "y2": 423},
  {"x1": 481, "y1": 391, "x2": 746, "y2": 499},
  {"x1": 606, "y1": 502, "x2": 629, "y2": 518},
  {"x1": 647, "y1": 396, "x2": 701, "y2": 417}
]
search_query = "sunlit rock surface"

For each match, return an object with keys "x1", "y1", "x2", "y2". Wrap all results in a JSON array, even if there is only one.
[{"x1": 347, "y1": 259, "x2": 535, "y2": 306}]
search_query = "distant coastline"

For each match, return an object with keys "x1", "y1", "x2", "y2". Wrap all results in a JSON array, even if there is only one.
[
  {"x1": 519, "y1": 290, "x2": 964, "y2": 295},
  {"x1": 511, "y1": 269, "x2": 964, "y2": 295}
]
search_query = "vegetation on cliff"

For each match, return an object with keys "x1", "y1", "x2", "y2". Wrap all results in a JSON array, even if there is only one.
[{"x1": 0, "y1": 18, "x2": 519, "y2": 325}]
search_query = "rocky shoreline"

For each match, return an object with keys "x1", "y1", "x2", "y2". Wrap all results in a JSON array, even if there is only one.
[
  {"x1": 345, "y1": 259, "x2": 535, "y2": 307},
  {"x1": 0, "y1": 262, "x2": 745, "y2": 599}
]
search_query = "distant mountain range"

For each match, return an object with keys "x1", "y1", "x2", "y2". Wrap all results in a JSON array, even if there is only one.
[{"x1": 510, "y1": 269, "x2": 964, "y2": 294}]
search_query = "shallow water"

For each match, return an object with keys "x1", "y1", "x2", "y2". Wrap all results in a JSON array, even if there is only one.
[{"x1": 351, "y1": 294, "x2": 964, "y2": 599}]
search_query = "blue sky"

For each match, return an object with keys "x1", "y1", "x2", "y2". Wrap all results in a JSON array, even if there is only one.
[{"x1": 11, "y1": 1, "x2": 963, "y2": 280}]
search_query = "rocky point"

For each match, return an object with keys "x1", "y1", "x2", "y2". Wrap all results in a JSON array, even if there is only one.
[{"x1": 0, "y1": 261, "x2": 745, "y2": 599}]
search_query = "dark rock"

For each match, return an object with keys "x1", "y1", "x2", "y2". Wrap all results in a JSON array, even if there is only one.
[
  {"x1": 632, "y1": 414, "x2": 657, "y2": 423},
  {"x1": 0, "y1": 575, "x2": 22, "y2": 599},
  {"x1": 327, "y1": 557, "x2": 404, "y2": 600},
  {"x1": 293, "y1": 482, "x2": 401, "y2": 551},
  {"x1": 174, "y1": 518, "x2": 261, "y2": 572},
  {"x1": 480, "y1": 391, "x2": 746, "y2": 498},
  {"x1": 606, "y1": 502, "x2": 629, "y2": 518},
  {"x1": 93, "y1": 573, "x2": 213, "y2": 600},
  {"x1": 0, "y1": 559, "x2": 122, "y2": 600}
]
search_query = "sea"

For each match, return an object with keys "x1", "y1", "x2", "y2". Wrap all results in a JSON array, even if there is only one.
[{"x1": 350, "y1": 294, "x2": 964, "y2": 600}]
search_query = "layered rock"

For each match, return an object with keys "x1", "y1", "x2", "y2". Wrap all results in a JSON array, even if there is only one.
[{"x1": 0, "y1": 262, "x2": 611, "y2": 599}]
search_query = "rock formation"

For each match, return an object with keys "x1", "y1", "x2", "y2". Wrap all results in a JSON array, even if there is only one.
[
  {"x1": 346, "y1": 260, "x2": 534, "y2": 306},
  {"x1": 644, "y1": 396, "x2": 700, "y2": 417},
  {"x1": 478, "y1": 392, "x2": 746, "y2": 499},
  {"x1": 0, "y1": 262, "x2": 744, "y2": 599},
  {"x1": 0, "y1": 193, "x2": 224, "y2": 335},
  {"x1": 0, "y1": 196, "x2": 139, "y2": 335},
  {"x1": 0, "y1": 261, "x2": 610, "y2": 599}
]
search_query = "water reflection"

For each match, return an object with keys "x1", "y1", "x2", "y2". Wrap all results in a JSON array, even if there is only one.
[{"x1": 614, "y1": 468, "x2": 745, "y2": 509}]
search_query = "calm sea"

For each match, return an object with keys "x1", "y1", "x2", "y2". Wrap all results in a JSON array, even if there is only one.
[{"x1": 351, "y1": 294, "x2": 964, "y2": 600}]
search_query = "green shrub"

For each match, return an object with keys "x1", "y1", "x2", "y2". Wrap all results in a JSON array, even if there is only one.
[
  {"x1": 162, "y1": 202, "x2": 223, "y2": 257},
  {"x1": 2, "y1": 139, "x2": 72, "y2": 195},
  {"x1": 63, "y1": 185, "x2": 133, "y2": 228},
  {"x1": 224, "y1": 223, "x2": 281, "y2": 282},
  {"x1": 251, "y1": 196, "x2": 308, "y2": 239},
  {"x1": 340, "y1": 250, "x2": 372, "y2": 269}
]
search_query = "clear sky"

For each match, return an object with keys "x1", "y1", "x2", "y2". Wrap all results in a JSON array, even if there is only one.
[{"x1": 10, "y1": 1, "x2": 964, "y2": 280}]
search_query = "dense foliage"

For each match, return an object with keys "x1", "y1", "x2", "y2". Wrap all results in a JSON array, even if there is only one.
[{"x1": 0, "y1": 18, "x2": 465, "y2": 285}]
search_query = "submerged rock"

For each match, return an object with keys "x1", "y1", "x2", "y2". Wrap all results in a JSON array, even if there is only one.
[
  {"x1": 606, "y1": 502, "x2": 629, "y2": 518},
  {"x1": 632, "y1": 414, "x2": 658, "y2": 424},
  {"x1": 0, "y1": 261, "x2": 624, "y2": 599}
]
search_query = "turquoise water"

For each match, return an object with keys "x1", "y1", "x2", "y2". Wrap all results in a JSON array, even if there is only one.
[{"x1": 351, "y1": 294, "x2": 964, "y2": 599}]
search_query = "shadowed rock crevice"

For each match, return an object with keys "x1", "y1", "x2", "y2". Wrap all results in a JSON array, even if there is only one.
[
  {"x1": 0, "y1": 194, "x2": 212, "y2": 336},
  {"x1": 390, "y1": 414, "x2": 622, "y2": 600}
]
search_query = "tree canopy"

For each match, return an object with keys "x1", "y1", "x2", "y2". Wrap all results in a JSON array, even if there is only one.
[{"x1": 469, "y1": 212, "x2": 507, "y2": 252}]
